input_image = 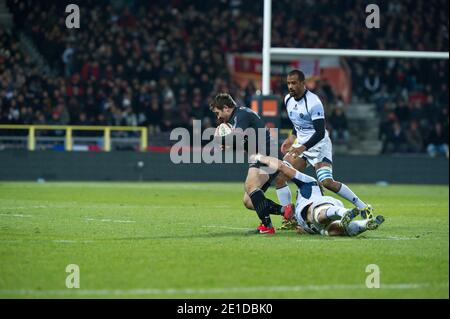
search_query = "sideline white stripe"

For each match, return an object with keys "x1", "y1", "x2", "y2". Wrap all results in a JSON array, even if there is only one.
[{"x1": 0, "y1": 283, "x2": 446, "y2": 296}]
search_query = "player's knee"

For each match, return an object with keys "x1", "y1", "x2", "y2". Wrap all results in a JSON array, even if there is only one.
[
  {"x1": 244, "y1": 182, "x2": 255, "y2": 195},
  {"x1": 244, "y1": 175, "x2": 262, "y2": 194},
  {"x1": 243, "y1": 194, "x2": 254, "y2": 210},
  {"x1": 321, "y1": 178, "x2": 335, "y2": 189}
]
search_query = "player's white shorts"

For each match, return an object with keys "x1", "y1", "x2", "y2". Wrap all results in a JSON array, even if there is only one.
[{"x1": 293, "y1": 136, "x2": 333, "y2": 167}]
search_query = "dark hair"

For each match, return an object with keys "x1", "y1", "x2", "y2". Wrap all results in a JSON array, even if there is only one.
[
  {"x1": 288, "y1": 69, "x2": 305, "y2": 82},
  {"x1": 209, "y1": 93, "x2": 237, "y2": 111}
]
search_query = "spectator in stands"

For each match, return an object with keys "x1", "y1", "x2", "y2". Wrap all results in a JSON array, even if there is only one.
[
  {"x1": 405, "y1": 120, "x2": 423, "y2": 153},
  {"x1": 382, "y1": 121, "x2": 407, "y2": 154},
  {"x1": 378, "y1": 108, "x2": 396, "y2": 142},
  {"x1": 422, "y1": 95, "x2": 439, "y2": 126},
  {"x1": 439, "y1": 106, "x2": 449, "y2": 133},
  {"x1": 363, "y1": 69, "x2": 380, "y2": 101},
  {"x1": 145, "y1": 96, "x2": 162, "y2": 134},
  {"x1": 409, "y1": 100, "x2": 424, "y2": 126},
  {"x1": 328, "y1": 107, "x2": 350, "y2": 144},
  {"x1": 318, "y1": 78, "x2": 335, "y2": 106},
  {"x1": 374, "y1": 85, "x2": 390, "y2": 114},
  {"x1": 243, "y1": 80, "x2": 257, "y2": 107},
  {"x1": 394, "y1": 99, "x2": 410, "y2": 126},
  {"x1": 426, "y1": 122, "x2": 449, "y2": 158},
  {"x1": 160, "y1": 98, "x2": 176, "y2": 132}
]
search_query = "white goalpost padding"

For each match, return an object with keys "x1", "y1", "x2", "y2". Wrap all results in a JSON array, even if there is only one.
[
  {"x1": 262, "y1": 0, "x2": 450, "y2": 95},
  {"x1": 262, "y1": 0, "x2": 272, "y2": 96}
]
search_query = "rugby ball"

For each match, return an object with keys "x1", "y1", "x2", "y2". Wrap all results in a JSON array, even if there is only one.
[{"x1": 215, "y1": 123, "x2": 233, "y2": 137}]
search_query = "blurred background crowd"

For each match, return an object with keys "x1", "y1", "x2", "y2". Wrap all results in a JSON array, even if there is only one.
[{"x1": 0, "y1": 0, "x2": 448, "y2": 156}]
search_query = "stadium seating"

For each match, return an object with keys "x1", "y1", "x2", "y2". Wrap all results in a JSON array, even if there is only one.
[{"x1": 1, "y1": 0, "x2": 448, "y2": 155}]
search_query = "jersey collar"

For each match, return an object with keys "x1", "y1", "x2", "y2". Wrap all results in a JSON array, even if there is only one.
[
  {"x1": 294, "y1": 89, "x2": 308, "y2": 102},
  {"x1": 228, "y1": 106, "x2": 238, "y2": 122}
]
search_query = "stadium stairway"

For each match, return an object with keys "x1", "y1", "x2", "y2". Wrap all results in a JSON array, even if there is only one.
[
  {"x1": 18, "y1": 32, "x2": 53, "y2": 76},
  {"x1": 0, "y1": 0, "x2": 52, "y2": 75},
  {"x1": 344, "y1": 103, "x2": 382, "y2": 155},
  {"x1": 0, "y1": 0, "x2": 13, "y2": 28}
]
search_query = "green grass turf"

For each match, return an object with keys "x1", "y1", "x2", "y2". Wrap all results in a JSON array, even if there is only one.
[{"x1": 0, "y1": 182, "x2": 448, "y2": 298}]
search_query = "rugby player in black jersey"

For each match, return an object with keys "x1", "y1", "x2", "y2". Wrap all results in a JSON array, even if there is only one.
[{"x1": 209, "y1": 93, "x2": 293, "y2": 234}]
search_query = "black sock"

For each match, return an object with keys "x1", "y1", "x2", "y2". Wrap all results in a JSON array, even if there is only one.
[
  {"x1": 267, "y1": 199, "x2": 283, "y2": 215},
  {"x1": 249, "y1": 189, "x2": 273, "y2": 227}
]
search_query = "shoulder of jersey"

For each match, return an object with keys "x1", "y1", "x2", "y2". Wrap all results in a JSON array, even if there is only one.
[
  {"x1": 306, "y1": 90, "x2": 322, "y2": 105},
  {"x1": 284, "y1": 93, "x2": 293, "y2": 106},
  {"x1": 241, "y1": 106, "x2": 257, "y2": 114}
]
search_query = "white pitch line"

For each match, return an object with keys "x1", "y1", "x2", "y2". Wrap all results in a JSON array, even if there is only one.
[
  {"x1": 201, "y1": 225, "x2": 251, "y2": 230},
  {"x1": 293, "y1": 236, "x2": 421, "y2": 242},
  {"x1": 85, "y1": 218, "x2": 135, "y2": 223},
  {"x1": 0, "y1": 213, "x2": 32, "y2": 218},
  {"x1": 52, "y1": 240, "x2": 78, "y2": 244},
  {"x1": 2, "y1": 239, "x2": 95, "y2": 244},
  {"x1": 144, "y1": 205, "x2": 231, "y2": 209},
  {"x1": 201, "y1": 226, "x2": 421, "y2": 240},
  {"x1": 0, "y1": 206, "x2": 47, "y2": 210},
  {"x1": 53, "y1": 240, "x2": 94, "y2": 244},
  {"x1": 322, "y1": 236, "x2": 420, "y2": 242},
  {"x1": 0, "y1": 283, "x2": 446, "y2": 297},
  {"x1": 377, "y1": 203, "x2": 445, "y2": 207},
  {"x1": 368, "y1": 236, "x2": 420, "y2": 241}
]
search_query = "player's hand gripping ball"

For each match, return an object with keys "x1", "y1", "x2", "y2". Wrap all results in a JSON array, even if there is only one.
[{"x1": 215, "y1": 123, "x2": 233, "y2": 137}]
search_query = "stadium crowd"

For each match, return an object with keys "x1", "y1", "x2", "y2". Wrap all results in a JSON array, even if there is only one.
[{"x1": 0, "y1": 0, "x2": 448, "y2": 156}]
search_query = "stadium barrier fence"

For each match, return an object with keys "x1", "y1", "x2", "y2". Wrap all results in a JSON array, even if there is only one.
[{"x1": 0, "y1": 125, "x2": 148, "y2": 152}]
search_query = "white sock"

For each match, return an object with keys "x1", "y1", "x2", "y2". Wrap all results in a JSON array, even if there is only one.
[
  {"x1": 325, "y1": 206, "x2": 348, "y2": 220},
  {"x1": 276, "y1": 185, "x2": 292, "y2": 206},
  {"x1": 337, "y1": 183, "x2": 367, "y2": 209},
  {"x1": 346, "y1": 220, "x2": 369, "y2": 236}
]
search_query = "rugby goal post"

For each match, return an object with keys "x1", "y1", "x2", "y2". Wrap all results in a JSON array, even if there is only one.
[{"x1": 262, "y1": 0, "x2": 450, "y2": 95}]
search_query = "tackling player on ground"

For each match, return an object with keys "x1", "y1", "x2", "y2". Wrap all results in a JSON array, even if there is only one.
[
  {"x1": 252, "y1": 153, "x2": 385, "y2": 236},
  {"x1": 275, "y1": 70, "x2": 373, "y2": 230}
]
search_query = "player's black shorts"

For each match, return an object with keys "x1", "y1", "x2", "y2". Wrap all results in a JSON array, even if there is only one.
[{"x1": 248, "y1": 146, "x2": 283, "y2": 192}]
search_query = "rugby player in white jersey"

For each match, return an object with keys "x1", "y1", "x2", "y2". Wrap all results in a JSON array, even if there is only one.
[
  {"x1": 275, "y1": 70, "x2": 373, "y2": 230},
  {"x1": 252, "y1": 153, "x2": 385, "y2": 236}
]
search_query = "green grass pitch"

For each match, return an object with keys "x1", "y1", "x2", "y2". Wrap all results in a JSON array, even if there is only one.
[{"x1": 0, "y1": 182, "x2": 448, "y2": 298}]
